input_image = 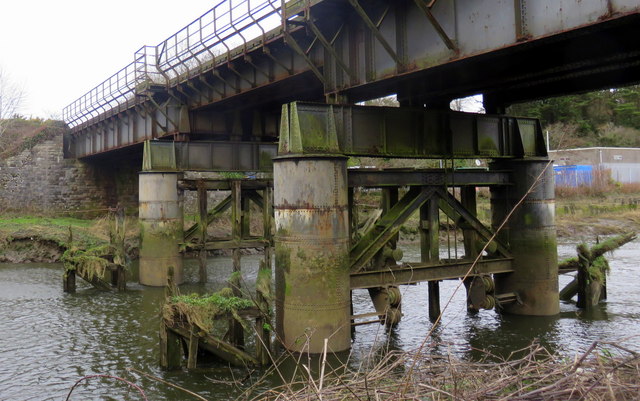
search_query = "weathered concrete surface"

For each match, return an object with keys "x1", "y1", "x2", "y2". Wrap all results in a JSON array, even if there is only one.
[{"x1": 274, "y1": 155, "x2": 351, "y2": 353}]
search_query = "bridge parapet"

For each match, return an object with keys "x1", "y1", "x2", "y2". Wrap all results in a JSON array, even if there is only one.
[{"x1": 63, "y1": 0, "x2": 283, "y2": 130}]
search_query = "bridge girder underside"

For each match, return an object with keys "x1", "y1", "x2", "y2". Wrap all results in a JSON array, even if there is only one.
[{"x1": 64, "y1": 0, "x2": 640, "y2": 158}]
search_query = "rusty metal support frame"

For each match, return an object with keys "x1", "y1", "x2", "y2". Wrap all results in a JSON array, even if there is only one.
[
  {"x1": 351, "y1": 186, "x2": 435, "y2": 272},
  {"x1": 350, "y1": 258, "x2": 513, "y2": 289},
  {"x1": 347, "y1": 0, "x2": 402, "y2": 67},
  {"x1": 142, "y1": 140, "x2": 278, "y2": 172},
  {"x1": 306, "y1": 16, "x2": 357, "y2": 82},
  {"x1": 284, "y1": 102, "x2": 548, "y2": 159},
  {"x1": 412, "y1": 0, "x2": 457, "y2": 51},
  {"x1": 283, "y1": 30, "x2": 325, "y2": 84},
  {"x1": 436, "y1": 187, "x2": 511, "y2": 259}
]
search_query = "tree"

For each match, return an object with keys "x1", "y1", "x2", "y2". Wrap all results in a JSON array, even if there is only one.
[{"x1": 0, "y1": 68, "x2": 25, "y2": 138}]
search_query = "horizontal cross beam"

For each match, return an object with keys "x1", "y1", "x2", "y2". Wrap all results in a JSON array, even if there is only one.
[
  {"x1": 350, "y1": 258, "x2": 513, "y2": 289},
  {"x1": 279, "y1": 102, "x2": 548, "y2": 158}
]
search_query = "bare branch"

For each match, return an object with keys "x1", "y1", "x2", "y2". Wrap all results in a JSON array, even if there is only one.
[{"x1": 0, "y1": 68, "x2": 26, "y2": 138}]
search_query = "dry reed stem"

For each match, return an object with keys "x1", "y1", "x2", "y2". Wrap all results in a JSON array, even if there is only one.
[{"x1": 251, "y1": 340, "x2": 640, "y2": 401}]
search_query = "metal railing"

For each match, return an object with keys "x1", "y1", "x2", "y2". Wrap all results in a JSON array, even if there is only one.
[{"x1": 63, "y1": 0, "x2": 284, "y2": 129}]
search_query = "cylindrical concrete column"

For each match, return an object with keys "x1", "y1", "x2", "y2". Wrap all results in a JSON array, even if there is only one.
[
  {"x1": 274, "y1": 155, "x2": 351, "y2": 353},
  {"x1": 139, "y1": 172, "x2": 184, "y2": 286},
  {"x1": 490, "y1": 159, "x2": 559, "y2": 316}
]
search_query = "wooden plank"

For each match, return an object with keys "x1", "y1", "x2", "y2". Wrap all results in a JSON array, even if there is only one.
[
  {"x1": 203, "y1": 239, "x2": 270, "y2": 250},
  {"x1": 160, "y1": 322, "x2": 183, "y2": 370},
  {"x1": 168, "y1": 326, "x2": 258, "y2": 367},
  {"x1": 187, "y1": 330, "x2": 199, "y2": 369}
]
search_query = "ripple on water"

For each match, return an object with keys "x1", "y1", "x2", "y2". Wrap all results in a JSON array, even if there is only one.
[{"x1": 2, "y1": 241, "x2": 640, "y2": 400}]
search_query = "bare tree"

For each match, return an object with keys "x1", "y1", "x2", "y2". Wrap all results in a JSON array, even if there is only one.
[{"x1": 0, "y1": 68, "x2": 25, "y2": 138}]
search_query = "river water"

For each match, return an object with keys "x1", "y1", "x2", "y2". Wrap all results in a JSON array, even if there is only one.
[{"x1": 1, "y1": 240, "x2": 639, "y2": 400}]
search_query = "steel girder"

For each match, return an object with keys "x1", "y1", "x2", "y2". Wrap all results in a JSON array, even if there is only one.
[{"x1": 63, "y1": 0, "x2": 640, "y2": 158}]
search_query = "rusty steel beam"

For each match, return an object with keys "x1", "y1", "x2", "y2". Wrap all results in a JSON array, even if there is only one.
[
  {"x1": 282, "y1": 102, "x2": 548, "y2": 159},
  {"x1": 347, "y1": 168, "x2": 511, "y2": 187},
  {"x1": 142, "y1": 140, "x2": 277, "y2": 172},
  {"x1": 63, "y1": 0, "x2": 640, "y2": 158},
  {"x1": 350, "y1": 258, "x2": 514, "y2": 289}
]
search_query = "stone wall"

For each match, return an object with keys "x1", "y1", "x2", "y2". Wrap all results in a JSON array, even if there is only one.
[{"x1": 0, "y1": 135, "x2": 140, "y2": 215}]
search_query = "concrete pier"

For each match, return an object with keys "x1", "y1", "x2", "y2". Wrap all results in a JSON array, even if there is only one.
[
  {"x1": 490, "y1": 159, "x2": 559, "y2": 316},
  {"x1": 139, "y1": 172, "x2": 184, "y2": 286},
  {"x1": 273, "y1": 155, "x2": 351, "y2": 353}
]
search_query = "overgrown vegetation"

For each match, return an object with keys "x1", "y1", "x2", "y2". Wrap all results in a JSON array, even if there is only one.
[
  {"x1": 0, "y1": 117, "x2": 67, "y2": 160},
  {"x1": 163, "y1": 288, "x2": 255, "y2": 334},
  {"x1": 250, "y1": 341, "x2": 640, "y2": 400},
  {"x1": 61, "y1": 244, "x2": 113, "y2": 281},
  {"x1": 509, "y1": 85, "x2": 640, "y2": 149},
  {"x1": 0, "y1": 215, "x2": 138, "y2": 263}
]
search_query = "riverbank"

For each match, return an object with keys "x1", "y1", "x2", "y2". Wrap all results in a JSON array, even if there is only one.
[
  {"x1": 1, "y1": 191, "x2": 639, "y2": 263},
  {"x1": 0, "y1": 215, "x2": 139, "y2": 263}
]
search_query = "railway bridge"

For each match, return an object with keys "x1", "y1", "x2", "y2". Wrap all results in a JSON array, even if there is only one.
[{"x1": 63, "y1": 0, "x2": 640, "y2": 354}]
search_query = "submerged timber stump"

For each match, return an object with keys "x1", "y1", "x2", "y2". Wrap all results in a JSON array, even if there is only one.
[{"x1": 559, "y1": 232, "x2": 636, "y2": 308}]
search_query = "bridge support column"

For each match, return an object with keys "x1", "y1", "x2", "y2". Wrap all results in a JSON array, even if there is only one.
[
  {"x1": 274, "y1": 155, "x2": 351, "y2": 353},
  {"x1": 139, "y1": 172, "x2": 184, "y2": 286},
  {"x1": 490, "y1": 159, "x2": 559, "y2": 315}
]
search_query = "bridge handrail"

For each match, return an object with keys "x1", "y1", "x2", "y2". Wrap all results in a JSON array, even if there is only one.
[{"x1": 63, "y1": 0, "x2": 284, "y2": 129}]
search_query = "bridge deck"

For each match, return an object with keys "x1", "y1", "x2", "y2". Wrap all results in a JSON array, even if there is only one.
[{"x1": 63, "y1": 0, "x2": 640, "y2": 158}]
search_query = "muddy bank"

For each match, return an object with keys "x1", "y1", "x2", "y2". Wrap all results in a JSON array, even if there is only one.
[{"x1": 0, "y1": 235, "x2": 65, "y2": 263}]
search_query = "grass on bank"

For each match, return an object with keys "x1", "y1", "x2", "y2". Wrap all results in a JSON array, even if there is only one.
[{"x1": 0, "y1": 215, "x2": 139, "y2": 261}]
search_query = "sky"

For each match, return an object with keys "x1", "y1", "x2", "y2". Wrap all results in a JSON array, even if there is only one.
[{"x1": 0, "y1": 0, "x2": 218, "y2": 119}]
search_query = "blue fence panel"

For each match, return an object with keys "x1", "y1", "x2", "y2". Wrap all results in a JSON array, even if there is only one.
[{"x1": 554, "y1": 165, "x2": 593, "y2": 187}]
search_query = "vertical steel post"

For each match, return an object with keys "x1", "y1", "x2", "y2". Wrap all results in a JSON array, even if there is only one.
[
  {"x1": 421, "y1": 198, "x2": 441, "y2": 322},
  {"x1": 274, "y1": 155, "x2": 351, "y2": 353},
  {"x1": 139, "y1": 172, "x2": 184, "y2": 286},
  {"x1": 490, "y1": 159, "x2": 559, "y2": 316}
]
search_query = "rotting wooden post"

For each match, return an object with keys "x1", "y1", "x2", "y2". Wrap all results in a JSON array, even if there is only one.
[
  {"x1": 421, "y1": 197, "x2": 441, "y2": 322},
  {"x1": 461, "y1": 186, "x2": 482, "y2": 313},
  {"x1": 109, "y1": 206, "x2": 127, "y2": 291},
  {"x1": 63, "y1": 270, "x2": 76, "y2": 293},
  {"x1": 187, "y1": 329, "x2": 199, "y2": 369},
  {"x1": 160, "y1": 322, "x2": 182, "y2": 370},
  {"x1": 255, "y1": 186, "x2": 273, "y2": 365},
  {"x1": 197, "y1": 181, "x2": 208, "y2": 283},
  {"x1": 461, "y1": 186, "x2": 478, "y2": 260},
  {"x1": 241, "y1": 190, "x2": 251, "y2": 239},
  {"x1": 232, "y1": 181, "x2": 242, "y2": 241},
  {"x1": 256, "y1": 255, "x2": 272, "y2": 365},
  {"x1": 576, "y1": 244, "x2": 589, "y2": 309},
  {"x1": 348, "y1": 187, "x2": 356, "y2": 338},
  {"x1": 381, "y1": 187, "x2": 399, "y2": 249},
  {"x1": 230, "y1": 181, "x2": 245, "y2": 349},
  {"x1": 117, "y1": 266, "x2": 126, "y2": 291}
]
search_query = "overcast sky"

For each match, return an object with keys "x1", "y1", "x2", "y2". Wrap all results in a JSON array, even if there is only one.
[{"x1": 0, "y1": 0, "x2": 217, "y2": 119}]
